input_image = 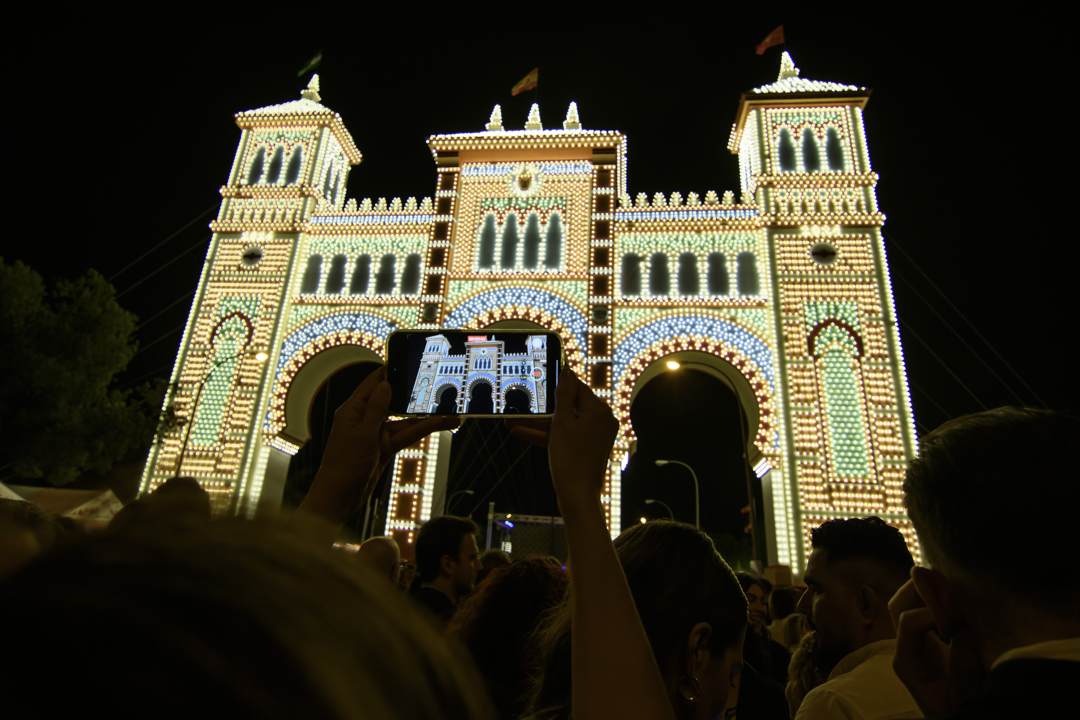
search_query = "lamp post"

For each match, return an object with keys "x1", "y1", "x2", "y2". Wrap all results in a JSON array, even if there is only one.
[
  {"x1": 447, "y1": 488, "x2": 475, "y2": 514},
  {"x1": 655, "y1": 459, "x2": 700, "y2": 529},
  {"x1": 645, "y1": 498, "x2": 674, "y2": 520},
  {"x1": 174, "y1": 349, "x2": 268, "y2": 477}
]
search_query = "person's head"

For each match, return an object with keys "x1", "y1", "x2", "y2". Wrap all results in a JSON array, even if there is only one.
[
  {"x1": 475, "y1": 549, "x2": 511, "y2": 585},
  {"x1": 357, "y1": 536, "x2": 401, "y2": 586},
  {"x1": 796, "y1": 517, "x2": 913, "y2": 657},
  {"x1": 448, "y1": 558, "x2": 570, "y2": 719},
  {"x1": 108, "y1": 476, "x2": 211, "y2": 540},
  {"x1": 784, "y1": 630, "x2": 838, "y2": 719},
  {"x1": 415, "y1": 515, "x2": 482, "y2": 600},
  {"x1": 524, "y1": 520, "x2": 748, "y2": 720},
  {"x1": 903, "y1": 407, "x2": 1080, "y2": 658},
  {"x1": 399, "y1": 562, "x2": 417, "y2": 591},
  {"x1": 736, "y1": 574, "x2": 768, "y2": 636},
  {"x1": 769, "y1": 584, "x2": 796, "y2": 621},
  {"x1": 0, "y1": 498, "x2": 79, "y2": 580},
  {"x1": 0, "y1": 519, "x2": 494, "y2": 719}
]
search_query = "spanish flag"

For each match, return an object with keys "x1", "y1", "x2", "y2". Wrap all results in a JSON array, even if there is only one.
[
  {"x1": 512, "y1": 68, "x2": 538, "y2": 96},
  {"x1": 756, "y1": 26, "x2": 784, "y2": 55}
]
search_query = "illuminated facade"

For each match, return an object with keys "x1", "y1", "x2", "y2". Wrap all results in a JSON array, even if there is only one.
[
  {"x1": 406, "y1": 334, "x2": 550, "y2": 414},
  {"x1": 141, "y1": 56, "x2": 919, "y2": 572}
]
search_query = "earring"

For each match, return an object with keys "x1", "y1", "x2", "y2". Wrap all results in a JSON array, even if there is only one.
[{"x1": 678, "y1": 675, "x2": 700, "y2": 706}]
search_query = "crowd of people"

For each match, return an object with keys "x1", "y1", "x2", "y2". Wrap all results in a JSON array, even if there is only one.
[{"x1": 1, "y1": 365, "x2": 1077, "y2": 719}]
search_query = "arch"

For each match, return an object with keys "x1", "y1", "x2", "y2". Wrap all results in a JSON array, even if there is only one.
[
  {"x1": 433, "y1": 383, "x2": 460, "y2": 414},
  {"x1": 777, "y1": 128, "x2": 796, "y2": 172},
  {"x1": 246, "y1": 146, "x2": 266, "y2": 185},
  {"x1": 621, "y1": 253, "x2": 642, "y2": 296},
  {"x1": 544, "y1": 211, "x2": 563, "y2": 269},
  {"x1": 400, "y1": 254, "x2": 422, "y2": 295},
  {"x1": 736, "y1": 252, "x2": 759, "y2": 296},
  {"x1": 677, "y1": 252, "x2": 700, "y2": 296},
  {"x1": 324, "y1": 254, "x2": 347, "y2": 294},
  {"x1": 266, "y1": 145, "x2": 285, "y2": 185},
  {"x1": 467, "y1": 381, "x2": 495, "y2": 414},
  {"x1": 350, "y1": 255, "x2": 371, "y2": 294},
  {"x1": 477, "y1": 213, "x2": 497, "y2": 269},
  {"x1": 649, "y1": 253, "x2": 670, "y2": 296},
  {"x1": 522, "y1": 212, "x2": 542, "y2": 269},
  {"x1": 503, "y1": 386, "x2": 534, "y2": 415},
  {"x1": 826, "y1": 128, "x2": 845, "y2": 172},
  {"x1": 374, "y1": 254, "x2": 396, "y2": 294},
  {"x1": 284, "y1": 146, "x2": 304, "y2": 184},
  {"x1": 466, "y1": 372, "x2": 498, "y2": 393},
  {"x1": 802, "y1": 127, "x2": 821, "y2": 173},
  {"x1": 299, "y1": 255, "x2": 322, "y2": 294},
  {"x1": 707, "y1": 252, "x2": 729, "y2": 295},
  {"x1": 500, "y1": 212, "x2": 519, "y2": 269}
]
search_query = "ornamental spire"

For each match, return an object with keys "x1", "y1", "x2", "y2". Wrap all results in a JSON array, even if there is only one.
[
  {"x1": 778, "y1": 52, "x2": 800, "y2": 81},
  {"x1": 301, "y1": 74, "x2": 321, "y2": 102},
  {"x1": 563, "y1": 101, "x2": 581, "y2": 130},
  {"x1": 525, "y1": 103, "x2": 543, "y2": 131},
  {"x1": 486, "y1": 104, "x2": 504, "y2": 132}
]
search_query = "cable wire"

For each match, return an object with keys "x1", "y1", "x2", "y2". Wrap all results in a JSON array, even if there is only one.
[
  {"x1": 899, "y1": 318, "x2": 987, "y2": 410},
  {"x1": 116, "y1": 235, "x2": 211, "y2": 300},
  {"x1": 108, "y1": 205, "x2": 216, "y2": 283},
  {"x1": 883, "y1": 229, "x2": 1046, "y2": 408},
  {"x1": 133, "y1": 322, "x2": 186, "y2": 357},
  {"x1": 135, "y1": 289, "x2": 196, "y2": 331}
]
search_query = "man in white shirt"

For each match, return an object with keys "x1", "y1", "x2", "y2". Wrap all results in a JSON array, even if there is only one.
[
  {"x1": 891, "y1": 407, "x2": 1080, "y2": 718},
  {"x1": 794, "y1": 517, "x2": 921, "y2": 719}
]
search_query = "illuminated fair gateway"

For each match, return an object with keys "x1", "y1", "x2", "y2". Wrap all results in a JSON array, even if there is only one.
[{"x1": 141, "y1": 54, "x2": 919, "y2": 574}]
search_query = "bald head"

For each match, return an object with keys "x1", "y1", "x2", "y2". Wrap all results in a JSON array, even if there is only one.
[{"x1": 357, "y1": 536, "x2": 401, "y2": 585}]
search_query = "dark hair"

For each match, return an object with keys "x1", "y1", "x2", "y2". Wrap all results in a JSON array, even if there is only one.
[
  {"x1": 770, "y1": 584, "x2": 796, "y2": 620},
  {"x1": 904, "y1": 407, "x2": 1080, "y2": 596},
  {"x1": 0, "y1": 499, "x2": 60, "y2": 550},
  {"x1": 736, "y1": 573, "x2": 776, "y2": 678},
  {"x1": 522, "y1": 520, "x2": 747, "y2": 720},
  {"x1": 809, "y1": 516, "x2": 914, "y2": 596},
  {"x1": 415, "y1": 515, "x2": 479, "y2": 583},
  {"x1": 475, "y1": 549, "x2": 511, "y2": 585},
  {"x1": 0, "y1": 520, "x2": 494, "y2": 719},
  {"x1": 448, "y1": 558, "x2": 569, "y2": 719}
]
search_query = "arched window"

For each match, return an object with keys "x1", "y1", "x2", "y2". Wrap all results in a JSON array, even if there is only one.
[
  {"x1": 802, "y1": 128, "x2": 821, "y2": 173},
  {"x1": 266, "y1": 146, "x2": 284, "y2": 185},
  {"x1": 321, "y1": 163, "x2": 334, "y2": 200},
  {"x1": 707, "y1": 252, "x2": 729, "y2": 295},
  {"x1": 649, "y1": 253, "x2": 670, "y2": 296},
  {"x1": 331, "y1": 171, "x2": 343, "y2": 206},
  {"x1": 299, "y1": 255, "x2": 322, "y2": 294},
  {"x1": 621, "y1": 253, "x2": 642, "y2": 296},
  {"x1": 544, "y1": 212, "x2": 563, "y2": 269},
  {"x1": 500, "y1": 213, "x2": 519, "y2": 269},
  {"x1": 778, "y1": 128, "x2": 796, "y2": 172},
  {"x1": 284, "y1": 146, "x2": 304, "y2": 184},
  {"x1": 478, "y1": 214, "x2": 496, "y2": 269},
  {"x1": 325, "y1": 254, "x2": 347, "y2": 294},
  {"x1": 677, "y1": 252, "x2": 700, "y2": 296},
  {"x1": 374, "y1": 254, "x2": 396, "y2": 294},
  {"x1": 350, "y1": 255, "x2": 371, "y2": 294},
  {"x1": 826, "y1": 128, "x2": 844, "y2": 172},
  {"x1": 736, "y1": 252, "x2": 759, "y2": 296},
  {"x1": 400, "y1": 254, "x2": 422, "y2": 295},
  {"x1": 246, "y1": 147, "x2": 265, "y2": 185},
  {"x1": 523, "y1": 212, "x2": 541, "y2": 269}
]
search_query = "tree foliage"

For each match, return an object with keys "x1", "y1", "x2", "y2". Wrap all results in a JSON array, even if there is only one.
[{"x1": 0, "y1": 258, "x2": 166, "y2": 485}]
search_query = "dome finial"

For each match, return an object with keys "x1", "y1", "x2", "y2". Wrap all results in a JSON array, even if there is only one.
[
  {"x1": 301, "y1": 74, "x2": 321, "y2": 102},
  {"x1": 563, "y1": 102, "x2": 581, "y2": 130},
  {"x1": 525, "y1": 103, "x2": 543, "y2": 131},
  {"x1": 486, "y1": 104, "x2": 504, "y2": 132}
]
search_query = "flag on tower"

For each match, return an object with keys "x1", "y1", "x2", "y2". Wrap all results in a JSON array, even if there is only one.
[
  {"x1": 756, "y1": 26, "x2": 784, "y2": 55},
  {"x1": 512, "y1": 68, "x2": 539, "y2": 96},
  {"x1": 297, "y1": 51, "x2": 323, "y2": 77}
]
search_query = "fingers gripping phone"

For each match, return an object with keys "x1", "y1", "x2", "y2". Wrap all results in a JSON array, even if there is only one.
[{"x1": 385, "y1": 330, "x2": 563, "y2": 417}]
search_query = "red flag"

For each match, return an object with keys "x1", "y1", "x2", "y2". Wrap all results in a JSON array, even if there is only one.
[
  {"x1": 756, "y1": 25, "x2": 785, "y2": 55},
  {"x1": 512, "y1": 68, "x2": 538, "y2": 96}
]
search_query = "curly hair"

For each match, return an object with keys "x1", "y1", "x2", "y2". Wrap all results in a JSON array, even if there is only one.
[
  {"x1": 447, "y1": 557, "x2": 569, "y2": 719},
  {"x1": 521, "y1": 520, "x2": 747, "y2": 720}
]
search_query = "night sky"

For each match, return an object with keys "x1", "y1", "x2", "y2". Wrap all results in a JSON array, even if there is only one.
[{"x1": 6, "y1": 8, "x2": 1075, "y2": 554}]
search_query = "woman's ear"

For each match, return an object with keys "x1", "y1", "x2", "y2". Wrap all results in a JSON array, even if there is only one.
[{"x1": 685, "y1": 622, "x2": 714, "y2": 675}]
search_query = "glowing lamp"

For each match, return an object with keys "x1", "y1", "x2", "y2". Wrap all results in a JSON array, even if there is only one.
[{"x1": 666, "y1": 361, "x2": 680, "y2": 370}]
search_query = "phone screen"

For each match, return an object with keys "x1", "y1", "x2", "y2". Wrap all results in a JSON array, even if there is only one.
[{"x1": 385, "y1": 330, "x2": 562, "y2": 417}]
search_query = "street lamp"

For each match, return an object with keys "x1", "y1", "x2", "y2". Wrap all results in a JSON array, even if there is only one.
[
  {"x1": 655, "y1": 459, "x2": 700, "y2": 529},
  {"x1": 447, "y1": 488, "x2": 475, "y2": 513},
  {"x1": 645, "y1": 498, "x2": 674, "y2": 520},
  {"x1": 174, "y1": 349, "x2": 268, "y2": 476}
]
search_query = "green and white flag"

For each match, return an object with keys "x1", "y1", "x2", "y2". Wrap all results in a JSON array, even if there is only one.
[{"x1": 298, "y1": 51, "x2": 322, "y2": 77}]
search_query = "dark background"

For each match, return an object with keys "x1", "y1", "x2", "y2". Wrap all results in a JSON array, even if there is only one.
[{"x1": 5, "y1": 6, "x2": 1075, "y2": 561}]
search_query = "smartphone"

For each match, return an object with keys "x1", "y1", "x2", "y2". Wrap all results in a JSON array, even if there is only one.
[{"x1": 385, "y1": 329, "x2": 563, "y2": 417}]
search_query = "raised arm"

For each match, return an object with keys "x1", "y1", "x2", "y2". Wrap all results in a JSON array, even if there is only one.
[{"x1": 509, "y1": 371, "x2": 676, "y2": 720}]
